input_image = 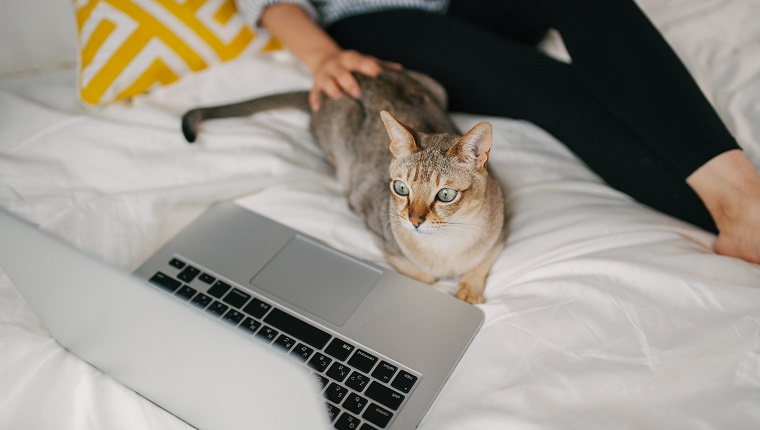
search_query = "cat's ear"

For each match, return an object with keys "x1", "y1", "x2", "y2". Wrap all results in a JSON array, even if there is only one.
[
  {"x1": 381, "y1": 111, "x2": 419, "y2": 158},
  {"x1": 447, "y1": 122, "x2": 493, "y2": 169}
]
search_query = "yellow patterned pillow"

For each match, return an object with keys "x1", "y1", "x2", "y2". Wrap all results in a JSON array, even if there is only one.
[{"x1": 74, "y1": 0, "x2": 280, "y2": 105}]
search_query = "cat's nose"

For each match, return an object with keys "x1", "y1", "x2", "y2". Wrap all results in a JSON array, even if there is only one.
[{"x1": 409, "y1": 214, "x2": 426, "y2": 228}]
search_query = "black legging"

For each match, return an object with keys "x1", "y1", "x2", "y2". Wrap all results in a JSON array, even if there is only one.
[{"x1": 326, "y1": 0, "x2": 741, "y2": 232}]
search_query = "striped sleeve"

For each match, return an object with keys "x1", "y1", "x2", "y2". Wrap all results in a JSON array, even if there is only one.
[
  {"x1": 235, "y1": 0, "x2": 320, "y2": 28},
  {"x1": 315, "y1": 0, "x2": 448, "y2": 26}
]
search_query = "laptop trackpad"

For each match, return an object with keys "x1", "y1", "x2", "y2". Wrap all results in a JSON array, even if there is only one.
[{"x1": 250, "y1": 235, "x2": 383, "y2": 326}]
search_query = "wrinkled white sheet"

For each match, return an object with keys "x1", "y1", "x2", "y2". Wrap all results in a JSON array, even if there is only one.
[{"x1": 1, "y1": 0, "x2": 759, "y2": 429}]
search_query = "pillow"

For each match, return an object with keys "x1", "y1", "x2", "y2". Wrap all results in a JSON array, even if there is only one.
[{"x1": 74, "y1": 0, "x2": 280, "y2": 106}]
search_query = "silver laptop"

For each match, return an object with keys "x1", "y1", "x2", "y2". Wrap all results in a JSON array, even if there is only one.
[{"x1": 0, "y1": 201, "x2": 483, "y2": 430}]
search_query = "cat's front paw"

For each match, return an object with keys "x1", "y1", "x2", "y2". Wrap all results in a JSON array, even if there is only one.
[{"x1": 455, "y1": 281, "x2": 486, "y2": 304}]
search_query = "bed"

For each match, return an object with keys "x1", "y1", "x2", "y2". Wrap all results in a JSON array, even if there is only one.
[{"x1": 1, "y1": 0, "x2": 759, "y2": 429}]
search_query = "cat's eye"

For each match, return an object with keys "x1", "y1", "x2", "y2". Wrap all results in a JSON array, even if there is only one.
[
  {"x1": 392, "y1": 180, "x2": 410, "y2": 196},
  {"x1": 436, "y1": 188, "x2": 458, "y2": 202}
]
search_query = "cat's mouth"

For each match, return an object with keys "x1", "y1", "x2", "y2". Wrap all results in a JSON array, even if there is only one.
[{"x1": 404, "y1": 223, "x2": 436, "y2": 236}]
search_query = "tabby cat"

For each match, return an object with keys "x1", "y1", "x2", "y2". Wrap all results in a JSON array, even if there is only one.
[{"x1": 182, "y1": 66, "x2": 507, "y2": 304}]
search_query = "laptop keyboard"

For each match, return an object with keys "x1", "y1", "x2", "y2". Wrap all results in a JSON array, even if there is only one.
[{"x1": 148, "y1": 257, "x2": 420, "y2": 429}]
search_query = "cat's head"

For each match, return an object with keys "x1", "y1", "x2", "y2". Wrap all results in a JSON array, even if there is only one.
[{"x1": 381, "y1": 111, "x2": 493, "y2": 237}]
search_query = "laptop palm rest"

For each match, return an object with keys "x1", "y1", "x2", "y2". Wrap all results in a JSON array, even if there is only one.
[{"x1": 251, "y1": 234, "x2": 382, "y2": 326}]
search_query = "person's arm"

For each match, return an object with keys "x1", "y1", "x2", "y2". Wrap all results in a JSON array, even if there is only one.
[{"x1": 259, "y1": 3, "x2": 384, "y2": 110}]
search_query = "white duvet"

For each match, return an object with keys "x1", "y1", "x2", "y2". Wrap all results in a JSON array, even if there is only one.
[{"x1": 1, "y1": 0, "x2": 759, "y2": 429}]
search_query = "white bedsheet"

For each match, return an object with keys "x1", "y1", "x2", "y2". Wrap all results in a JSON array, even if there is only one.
[{"x1": 1, "y1": 1, "x2": 759, "y2": 429}]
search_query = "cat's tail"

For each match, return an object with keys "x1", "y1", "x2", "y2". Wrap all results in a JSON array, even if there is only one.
[{"x1": 181, "y1": 91, "x2": 310, "y2": 143}]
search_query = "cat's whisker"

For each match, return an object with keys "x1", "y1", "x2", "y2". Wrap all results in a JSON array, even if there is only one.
[
  {"x1": 386, "y1": 213, "x2": 406, "y2": 228},
  {"x1": 442, "y1": 220, "x2": 490, "y2": 234},
  {"x1": 438, "y1": 226, "x2": 480, "y2": 241}
]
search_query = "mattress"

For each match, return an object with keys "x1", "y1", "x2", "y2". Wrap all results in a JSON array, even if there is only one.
[{"x1": 1, "y1": 0, "x2": 759, "y2": 428}]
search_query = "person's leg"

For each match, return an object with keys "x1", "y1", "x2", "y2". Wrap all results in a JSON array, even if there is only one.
[
  {"x1": 535, "y1": 0, "x2": 739, "y2": 179},
  {"x1": 446, "y1": 0, "x2": 552, "y2": 46},
  {"x1": 327, "y1": 9, "x2": 717, "y2": 232},
  {"x1": 522, "y1": 0, "x2": 760, "y2": 263}
]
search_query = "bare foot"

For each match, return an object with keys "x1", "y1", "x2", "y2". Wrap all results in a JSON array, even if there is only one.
[
  {"x1": 712, "y1": 193, "x2": 760, "y2": 264},
  {"x1": 687, "y1": 149, "x2": 760, "y2": 264},
  {"x1": 715, "y1": 229, "x2": 760, "y2": 264}
]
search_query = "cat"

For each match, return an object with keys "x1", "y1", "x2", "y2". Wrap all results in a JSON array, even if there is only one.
[{"x1": 181, "y1": 65, "x2": 507, "y2": 304}]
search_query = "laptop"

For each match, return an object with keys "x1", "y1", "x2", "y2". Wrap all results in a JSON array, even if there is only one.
[{"x1": 0, "y1": 201, "x2": 483, "y2": 430}]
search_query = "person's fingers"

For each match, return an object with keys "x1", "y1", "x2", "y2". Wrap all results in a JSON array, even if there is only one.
[
  {"x1": 335, "y1": 72, "x2": 361, "y2": 98},
  {"x1": 309, "y1": 87, "x2": 321, "y2": 111},
  {"x1": 383, "y1": 60, "x2": 404, "y2": 70},
  {"x1": 309, "y1": 50, "x2": 402, "y2": 109},
  {"x1": 341, "y1": 50, "x2": 383, "y2": 77},
  {"x1": 319, "y1": 76, "x2": 343, "y2": 100},
  {"x1": 316, "y1": 56, "x2": 359, "y2": 99},
  {"x1": 334, "y1": 51, "x2": 384, "y2": 97},
  {"x1": 310, "y1": 76, "x2": 343, "y2": 111}
]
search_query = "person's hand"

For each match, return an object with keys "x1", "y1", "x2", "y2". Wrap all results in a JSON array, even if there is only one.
[
  {"x1": 258, "y1": 4, "x2": 401, "y2": 111},
  {"x1": 309, "y1": 50, "x2": 390, "y2": 111}
]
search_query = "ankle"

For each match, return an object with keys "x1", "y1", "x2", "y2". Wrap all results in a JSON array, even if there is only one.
[{"x1": 686, "y1": 149, "x2": 760, "y2": 229}]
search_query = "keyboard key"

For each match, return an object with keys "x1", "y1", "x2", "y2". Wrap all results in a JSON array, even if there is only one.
[
  {"x1": 190, "y1": 293, "x2": 212, "y2": 309},
  {"x1": 314, "y1": 374, "x2": 329, "y2": 390},
  {"x1": 242, "y1": 298, "x2": 271, "y2": 319},
  {"x1": 256, "y1": 326, "x2": 278, "y2": 342},
  {"x1": 169, "y1": 258, "x2": 185, "y2": 269},
  {"x1": 342, "y1": 393, "x2": 368, "y2": 415},
  {"x1": 149, "y1": 272, "x2": 181, "y2": 292},
  {"x1": 207, "y1": 301, "x2": 228, "y2": 317},
  {"x1": 223, "y1": 288, "x2": 251, "y2": 308},
  {"x1": 325, "y1": 338, "x2": 355, "y2": 361},
  {"x1": 175, "y1": 285, "x2": 197, "y2": 300},
  {"x1": 324, "y1": 382, "x2": 349, "y2": 404},
  {"x1": 207, "y1": 280, "x2": 231, "y2": 298},
  {"x1": 335, "y1": 412, "x2": 361, "y2": 430},
  {"x1": 177, "y1": 266, "x2": 200, "y2": 282},
  {"x1": 154, "y1": 262, "x2": 413, "y2": 430},
  {"x1": 326, "y1": 362, "x2": 350, "y2": 382},
  {"x1": 365, "y1": 382, "x2": 404, "y2": 411},
  {"x1": 345, "y1": 371, "x2": 370, "y2": 392},
  {"x1": 362, "y1": 404, "x2": 393, "y2": 429},
  {"x1": 307, "y1": 353, "x2": 332, "y2": 373},
  {"x1": 325, "y1": 403, "x2": 340, "y2": 423},
  {"x1": 239, "y1": 317, "x2": 261, "y2": 334},
  {"x1": 222, "y1": 309, "x2": 245, "y2": 325},
  {"x1": 291, "y1": 343, "x2": 314, "y2": 362},
  {"x1": 371, "y1": 361, "x2": 397, "y2": 384},
  {"x1": 391, "y1": 371, "x2": 418, "y2": 394},
  {"x1": 264, "y1": 308, "x2": 331, "y2": 350},
  {"x1": 274, "y1": 334, "x2": 296, "y2": 352},
  {"x1": 198, "y1": 273, "x2": 216, "y2": 284},
  {"x1": 347, "y1": 350, "x2": 378, "y2": 373}
]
